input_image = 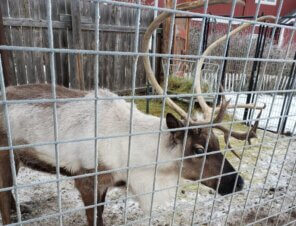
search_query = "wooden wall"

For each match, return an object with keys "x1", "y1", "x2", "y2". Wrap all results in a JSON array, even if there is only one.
[{"x1": 0, "y1": 0, "x2": 157, "y2": 91}]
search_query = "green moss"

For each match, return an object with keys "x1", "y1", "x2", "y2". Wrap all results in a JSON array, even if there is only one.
[
  {"x1": 167, "y1": 76, "x2": 194, "y2": 94},
  {"x1": 134, "y1": 99, "x2": 197, "y2": 119},
  {"x1": 166, "y1": 76, "x2": 209, "y2": 94}
]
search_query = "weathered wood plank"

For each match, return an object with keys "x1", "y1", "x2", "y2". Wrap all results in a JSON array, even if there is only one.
[
  {"x1": 53, "y1": 0, "x2": 63, "y2": 86},
  {"x1": 32, "y1": 0, "x2": 46, "y2": 83},
  {"x1": 69, "y1": 0, "x2": 84, "y2": 89},
  {"x1": 3, "y1": 17, "x2": 150, "y2": 33},
  {"x1": 1, "y1": 0, "x2": 9, "y2": 17},
  {"x1": 81, "y1": 1, "x2": 92, "y2": 90},
  {"x1": 42, "y1": 29, "x2": 51, "y2": 83},
  {"x1": 0, "y1": 3, "x2": 16, "y2": 86},
  {"x1": 54, "y1": 29, "x2": 62, "y2": 85},
  {"x1": 39, "y1": 0, "x2": 50, "y2": 83},
  {"x1": 22, "y1": 0, "x2": 36, "y2": 84},
  {"x1": 62, "y1": 0, "x2": 70, "y2": 88},
  {"x1": 8, "y1": 0, "x2": 27, "y2": 85}
]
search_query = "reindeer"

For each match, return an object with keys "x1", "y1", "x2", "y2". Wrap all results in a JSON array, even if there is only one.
[
  {"x1": 0, "y1": 83, "x2": 243, "y2": 225},
  {"x1": 0, "y1": 0, "x2": 275, "y2": 225}
]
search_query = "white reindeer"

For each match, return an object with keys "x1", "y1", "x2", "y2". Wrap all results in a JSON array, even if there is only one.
[{"x1": 0, "y1": 0, "x2": 271, "y2": 225}]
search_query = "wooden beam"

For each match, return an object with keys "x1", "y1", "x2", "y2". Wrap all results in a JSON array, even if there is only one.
[
  {"x1": 70, "y1": 0, "x2": 84, "y2": 89},
  {"x1": 3, "y1": 17, "x2": 152, "y2": 33},
  {"x1": 0, "y1": 4, "x2": 15, "y2": 86},
  {"x1": 162, "y1": 0, "x2": 173, "y2": 55}
]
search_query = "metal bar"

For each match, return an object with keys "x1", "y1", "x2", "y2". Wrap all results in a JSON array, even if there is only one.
[
  {"x1": 124, "y1": 0, "x2": 142, "y2": 223},
  {"x1": 245, "y1": 1, "x2": 287, "y2": 222},
  {"x1": 0, "y1": 110, "x2": 294, "y2": 154},
  {"x1": 217, "y1": 37, "x2": 230, "y2": 105},
  {"x1": 251, "y1": 25, "x2": 269, "y2": 96},
  {"x1": 278, "y1": 52, "x2": 296, "y2": 133},
  {"x1": 207, "y1": 1, "x2": 242, "y2": 223},
  {"x1": 1, "y1": 45, "x2": 296, "y2": 63},
  {"x1": 92, "y1": 1, "x2": 101, "y2": 225},
  {"x1": 0, "y1": 56, "x2": 22, "y2": 223},
  {"x1": 6, "y1": 179, "x2": 296, "y2": 226},
  {"x1": 243, "y1": 24, "x2": 263, "y2": 121},
  {"x1": 265, "y1": 121, "x2": 296, "y2": 226},
  {"x1": 146, "y1": 0, "x2": 159, "y2": 114},
  {"x1": 248, "y1": 25, "x2": 269, "y2": 119},
  {"x1": 94, "y1": 0, "x2": 296, "y2": 30},
  {"x1": 189, "y1": 2, "x2": 215, "y2": 223},
  {"x1": 2, "y1": 17, "x2": 152, "y2": 33},
  {"x1": 239, "y1": 2, "x2": 286, "y2": 222},
  {"x1": 228, "y1": 0, "x2": 278, "y2": 224},
  {"x1": 175, "y1": 15, "x2": 296, "y2": 19},
  {"x1": 46, "y1": 0, "x2": 62, "y2": 225},
  {"x1": 149, "y1": 0, "x2": 178, "y2": 223}
]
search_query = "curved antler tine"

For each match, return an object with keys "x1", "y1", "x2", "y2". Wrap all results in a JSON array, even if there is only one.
[
  {"x1": 215, "y1": 125, "x2": 257, "y2": 144},
  {"x1": 214, "y1": 125, "x2": 241, "y2": 159},
  {"x1": 213, "y1": 98, "x2": 231, "y2": 124},
  {"x1": 248, "y1": 103, "x2": 265, "y2": 139},
  {"x1": 214, "y1": 104, "x2": 264, "y2": 159},
  {"x1": 142, "y1": 0, "x2": 246, "y2": 122},
  {"x1": 224, "y1": 139, "x2": 241, "y2": 159},
  {"x1": 194, "y1": 15, "x2": 275, "y2": 122},
  {"x1": 219, "y1": 85, "x2": 226, "y2": 103}
]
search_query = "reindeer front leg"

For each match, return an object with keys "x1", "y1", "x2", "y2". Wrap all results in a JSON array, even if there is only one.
[{"x1": 75, "y1": 175, "x2": 109, "y2": 226}]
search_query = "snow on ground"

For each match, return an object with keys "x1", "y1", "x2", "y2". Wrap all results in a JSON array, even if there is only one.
[
  {"x1": 1, "y1": 130, "x2": 296, "y2": 226},
  {"x1": 226, "y1": 94, "x2": 296, "y2": 134}
]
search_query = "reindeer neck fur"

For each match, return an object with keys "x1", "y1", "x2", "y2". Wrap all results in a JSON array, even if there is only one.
[{"x1": 2, "y1": 84, "x2": 183, "y2": 212}]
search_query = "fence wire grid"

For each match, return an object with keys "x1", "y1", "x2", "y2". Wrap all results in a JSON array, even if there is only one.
[{"x1": 0, "y1": 0, "x2": 296, "y2": 226}]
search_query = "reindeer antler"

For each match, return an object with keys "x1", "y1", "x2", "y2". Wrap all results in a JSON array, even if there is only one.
[
  {"x1": 142, "y1": 0, "x2": 245, "y2": 122},
  {"x1": 194, "y1": 15, "x2": 275, "y2": 121},
  {"x1": 142, "y1": 0, "x2": 275, "y2": 158}
]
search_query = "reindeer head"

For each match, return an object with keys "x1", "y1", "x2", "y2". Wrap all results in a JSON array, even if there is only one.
[
  {"x1": 142, "y1": 0, "x2": 273, "y2": 195},
  {"x1": 165, "y1": 99, "x2": 248, "y2": 195}
]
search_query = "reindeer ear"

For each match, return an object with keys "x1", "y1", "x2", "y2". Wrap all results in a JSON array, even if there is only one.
[
  {"x1": 166, "y1": 113, "x2": 183, "y2": 129},
  {"x1": 166, "y1": 113, "x2": 184, "y2": 143}
]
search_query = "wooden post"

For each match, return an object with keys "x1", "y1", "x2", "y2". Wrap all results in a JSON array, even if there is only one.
[
  {"x1": 70, "y1": 0, "x2": 84, "y2": 89},
  {"x1": 162, "y1": 0, "x2": 173, "y2": 55},
  {"x1": 0, "y1": 4, "x2": 15, "y2": 86}
]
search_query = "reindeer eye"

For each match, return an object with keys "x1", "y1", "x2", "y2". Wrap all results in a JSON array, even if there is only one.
[{"x1": 194, "y1": 148, "x2": 204, "y2": 155}]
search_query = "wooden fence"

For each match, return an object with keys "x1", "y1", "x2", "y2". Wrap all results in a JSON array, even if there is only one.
[{"x1": 0, "y1": 0, "x2": 156, "y2": 91}]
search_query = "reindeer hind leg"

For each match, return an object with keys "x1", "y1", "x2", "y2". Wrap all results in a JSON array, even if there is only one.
[{"x1": 0, "y1": 150, "x2": 13, "y2": 225}]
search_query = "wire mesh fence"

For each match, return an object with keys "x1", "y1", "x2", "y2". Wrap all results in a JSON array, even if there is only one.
[{"x1": 0, "y1": 0, "x2": 296, "y2": 226}]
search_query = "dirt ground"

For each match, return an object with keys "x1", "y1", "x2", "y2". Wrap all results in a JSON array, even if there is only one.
[{"x1": 1, "y1": 130, "x2": 296, "y2": 226}]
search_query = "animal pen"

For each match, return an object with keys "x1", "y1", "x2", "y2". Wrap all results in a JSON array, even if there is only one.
[{"x1": 0, "y1": 0, "x2": 296, "y2": 225}]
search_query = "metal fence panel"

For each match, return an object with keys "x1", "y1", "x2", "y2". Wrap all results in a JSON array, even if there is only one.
[{"x1": 0, "y1": 0, "x2": 296, "y2": 226}]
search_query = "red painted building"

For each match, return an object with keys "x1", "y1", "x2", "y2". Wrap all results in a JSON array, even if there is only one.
[
  {"x1": 145, "y1": 0, "x2": 295, "y2": 17},
  {"x1": 145, "y1": 0, "x2": 296, "y2": 49}
]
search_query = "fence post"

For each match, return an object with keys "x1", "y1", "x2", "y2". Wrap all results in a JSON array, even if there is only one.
[
  {"x1": 70, "y1": 0, "x2": 84, "y2": 89},
  {"x1": 243, "y1": 25, "x2": 265, "y2": 122},
  {"x1": 218, "y1": 39, "x2": 230, "y2": 104},
  {"x1": 278, "y1": 52, "x2": 296, "y2": 134},
  {"x1": 251, "y1": 26, "x2": 269, "y2": 98},
  {"x1": 202, "y1": 17, "x2": 210, "y2": 53},
  {"x1": 0, "y1": 4, "x2": 15, "y2": 86}
]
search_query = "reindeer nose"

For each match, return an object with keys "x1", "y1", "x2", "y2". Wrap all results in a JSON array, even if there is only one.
[{"x1": 235, "y1": 176, "x2": 244, "y2": 192}]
